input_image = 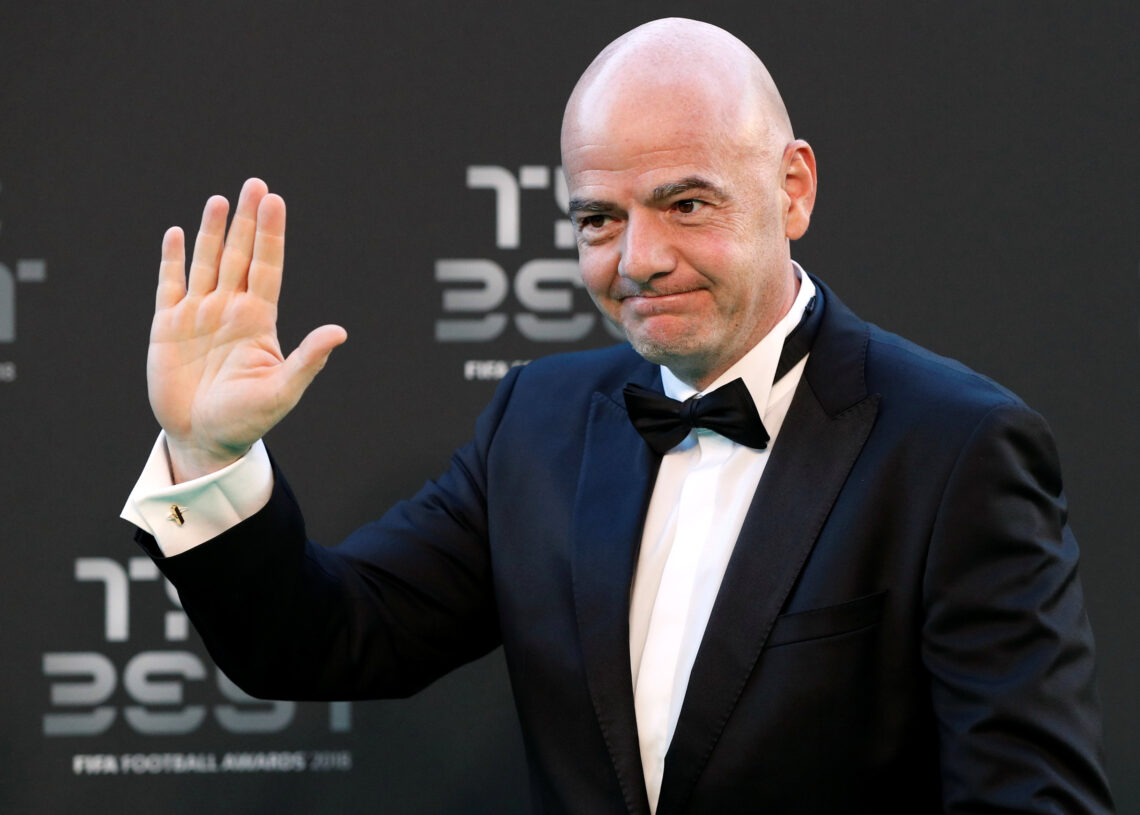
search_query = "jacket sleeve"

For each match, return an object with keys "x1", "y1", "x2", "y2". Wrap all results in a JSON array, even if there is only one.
[
  {"x1": 134, "y1": 365, "x2": 526, "y2": 702},
  {"x1": 921, "y1": 402, "x2": 1114, "y2": 813}
]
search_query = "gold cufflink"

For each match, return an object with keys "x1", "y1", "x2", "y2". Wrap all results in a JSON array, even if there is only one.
[{"x1": 167, "y1": 504, "x2": 188, "y2": 526}]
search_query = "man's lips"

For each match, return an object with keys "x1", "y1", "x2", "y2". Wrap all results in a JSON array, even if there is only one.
[{"x1": 619, "y1": 289, "x2": 703, "y2": 316}]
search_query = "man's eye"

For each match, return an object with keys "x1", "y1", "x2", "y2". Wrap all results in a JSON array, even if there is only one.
[
  {"x1": 675, "y1": 199, "x2": 704, "y2": 214},
  {"x1": 578, "y1": 214, "x2": 611, "y2": 230}
]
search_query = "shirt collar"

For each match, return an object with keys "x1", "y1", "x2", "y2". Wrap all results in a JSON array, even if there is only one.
[{"x1": 660, "y1": 262, "x2": 816, "y2": 413}]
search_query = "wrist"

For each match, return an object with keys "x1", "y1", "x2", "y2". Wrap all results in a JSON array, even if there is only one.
[{"x1": 163, "y1": 435, "x2": 251, "y2": 483}]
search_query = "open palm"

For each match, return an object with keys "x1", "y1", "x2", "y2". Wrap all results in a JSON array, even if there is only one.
[{"x1": 147, "y1": 179, "x2": 346, "y2": 481}]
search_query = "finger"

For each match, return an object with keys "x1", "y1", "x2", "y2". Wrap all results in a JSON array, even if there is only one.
[
  {"x1": 248, "y1": 193, "x2": 287, "y2": 303},
  {"x1": 156, "y1": 226, "x2": 187, "y2": 310},
  {"x1": 278, "y1": 324, "x2": 348, "y2": 408},
  {"x1": 187, "y1": 195, "x2": 229, "y2": 296},
  {"x1": 217, "y1": 178, "x2": 269, "y2": 292}
]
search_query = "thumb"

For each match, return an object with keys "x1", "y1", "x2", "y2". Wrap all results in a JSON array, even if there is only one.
[{"x1": 279, "y1": 323, "x2": 348, "y2": 405}]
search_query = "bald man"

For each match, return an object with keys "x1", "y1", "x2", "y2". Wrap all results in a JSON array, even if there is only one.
[{"x1": 124, "y1": 18, "x2": 1113, "y2": 815}]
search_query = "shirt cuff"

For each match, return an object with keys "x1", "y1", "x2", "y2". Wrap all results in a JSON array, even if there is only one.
[{"x1": 120, "y1": 433, "x2": 274, "y2": 557}]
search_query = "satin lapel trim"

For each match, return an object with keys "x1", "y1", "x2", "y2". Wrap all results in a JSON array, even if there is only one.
[
  {"x1": 572, "y1": 388, "x2": 660, "y2": 815},
  {"x1": 656, "y1": 386, "x2": 881, "y2": 815}
]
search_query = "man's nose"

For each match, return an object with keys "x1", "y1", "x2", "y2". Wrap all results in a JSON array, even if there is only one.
[{"x1": 617, "y1": 213, "x2": 675, "y2": 283}]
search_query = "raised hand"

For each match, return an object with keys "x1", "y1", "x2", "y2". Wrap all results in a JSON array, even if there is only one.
[{"x1": 147, "y1": 178, "x2": 347, "y2": 482}]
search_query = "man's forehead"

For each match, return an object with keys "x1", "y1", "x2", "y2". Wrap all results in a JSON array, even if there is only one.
[
  {"x1": 562, "y1": 70, "x2": 773, "y2": 190},
  {"x1": 563, "y1": 123, "x2": 750, "y2": 195},
  {"x1": 566, "y1": 71, "x2": 742, "y2": 146}
]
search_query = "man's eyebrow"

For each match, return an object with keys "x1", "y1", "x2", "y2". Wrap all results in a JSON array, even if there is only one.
[
  {"x1": 567, "y1": 198, "x2": 613, "y2": 215},
  {"x1": 567, "y1": 177, "x2": 726, "y2": 215},
  {"x1": 651, "y1": 176, "x2": 726, "y2": 203}
]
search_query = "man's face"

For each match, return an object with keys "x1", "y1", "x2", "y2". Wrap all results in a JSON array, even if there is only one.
[{"x1": 563, "y1": 98, "x2": 799, "y2": 387}]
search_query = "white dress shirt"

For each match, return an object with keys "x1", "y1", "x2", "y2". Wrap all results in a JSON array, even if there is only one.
[
  {"x1": 629, "y1": 271, "x2": 814, "y2": 811},
  {"x1": 122, "y1": 266, "x2": 816, "y2": 813}
]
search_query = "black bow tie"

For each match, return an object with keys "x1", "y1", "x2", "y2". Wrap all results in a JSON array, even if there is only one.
[
  {"x1": 623, "y1": 378, "x2": 768, "y2": 455},
  {"x1": 623, "y1": 292, "x2": 822, "y2": 455}
]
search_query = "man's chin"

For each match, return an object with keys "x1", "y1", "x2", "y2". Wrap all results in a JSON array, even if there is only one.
[{"x1": 627, "y1": 332, "x2": 710, "y2": 374}]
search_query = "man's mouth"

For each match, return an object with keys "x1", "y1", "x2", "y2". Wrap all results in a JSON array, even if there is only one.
[{"x1": 620, "y1": 289, "x2": 702, "y2": 315}]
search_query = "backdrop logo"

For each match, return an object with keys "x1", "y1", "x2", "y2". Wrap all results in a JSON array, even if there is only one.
[
  {"x1": 0, "y1": 180, "x2": 49, "y2": 383},
  {"x1": 434, "y1": 164, "x2": 622, "y2": 353},
  {"x1": 43, "y1": 556, "x2": 353, "y2": 774}
]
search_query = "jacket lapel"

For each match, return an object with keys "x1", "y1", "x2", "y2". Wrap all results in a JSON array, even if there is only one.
[
  {"x1": 572, "y1": 364, "x2": 661, "y2": 815},
  {"x1": 656, "y1": 281, "x2": 881, "y2": 814}
]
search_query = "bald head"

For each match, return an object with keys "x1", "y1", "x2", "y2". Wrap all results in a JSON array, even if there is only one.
[{"x1": 562, "y1": 18, "x2": 793, "y2": 164}]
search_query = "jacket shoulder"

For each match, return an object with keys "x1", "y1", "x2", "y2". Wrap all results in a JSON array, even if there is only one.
[
  {"x1": 809, "y1": 278, "x2": 1030, "y2": 424},
  {"x1": 864, "y1": 324, "x2": 1027, "y2": 417},
  {"x1": 511, "y1": 342, "x2": 654, "y2": 400}
]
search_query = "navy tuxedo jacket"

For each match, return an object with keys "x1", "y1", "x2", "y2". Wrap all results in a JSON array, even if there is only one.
[{"x1": 142, "y1": 280, "x2": 1113, "y2": 814}]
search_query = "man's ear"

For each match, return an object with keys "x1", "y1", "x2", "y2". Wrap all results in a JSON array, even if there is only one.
[{"x1": 782, "y1": 140, "x2": 817, "y2": 240}]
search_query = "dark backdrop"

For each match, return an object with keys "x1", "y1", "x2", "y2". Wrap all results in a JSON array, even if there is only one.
[{"x1": 2, "y1": 2, "x2": 1136, "y2": 812}]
